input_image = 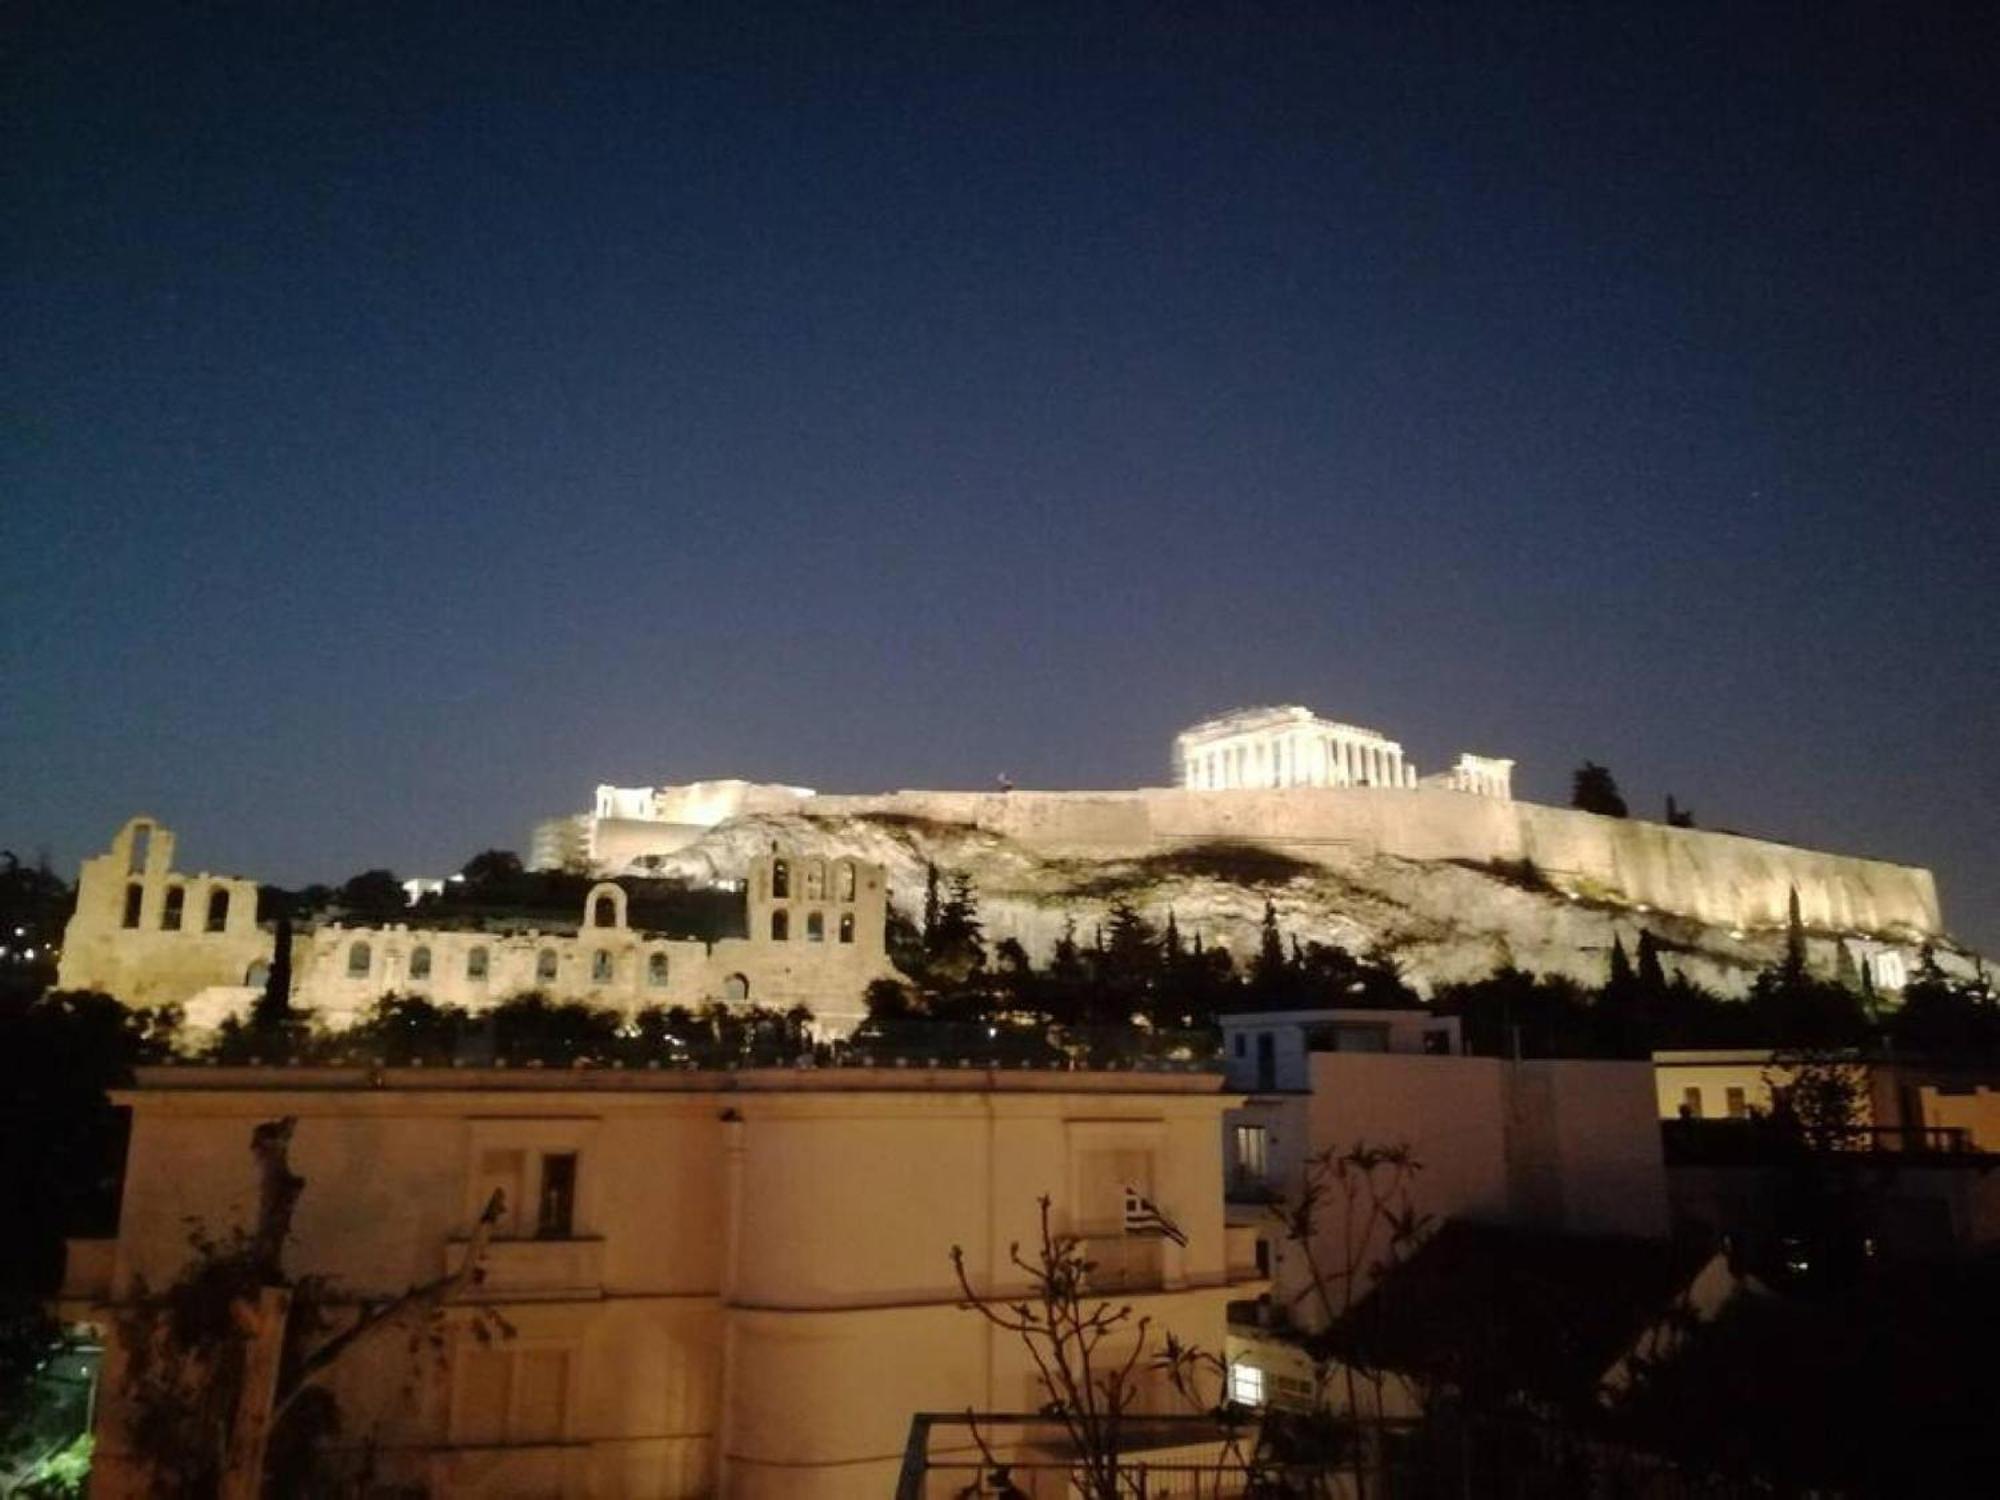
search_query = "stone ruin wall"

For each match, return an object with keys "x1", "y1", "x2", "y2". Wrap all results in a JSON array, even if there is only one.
[{"x1": 804, "y1": 786, "x2": 1942, "y2": 938}]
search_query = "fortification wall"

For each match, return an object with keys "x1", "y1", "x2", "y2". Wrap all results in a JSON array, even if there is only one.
[{"x1": 805, "y1": 787, "x2": 1941, "y2": 937}]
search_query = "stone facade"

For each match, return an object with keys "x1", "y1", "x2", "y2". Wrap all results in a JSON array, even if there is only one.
[
  {"x1": 59, "y1": 823, "x2": 896, "y2": 1037},
  {"x1": 65, "y1": 1066, "x2": 1263, "y2": 1498},
  {"x1": 532, "y1": 780, "x2": 815, "y2": 873},
  {"x1": 294, "y1": 853, "x2": 894, "y2": 1034},
  {"x1": 56, "y1": 816, "x2": 268, "y2": 1010}
]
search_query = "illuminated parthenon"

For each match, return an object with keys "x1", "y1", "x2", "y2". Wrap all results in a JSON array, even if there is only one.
[{"x1": 1173, "y1": 704, "x2": 1512, "y2": 799}]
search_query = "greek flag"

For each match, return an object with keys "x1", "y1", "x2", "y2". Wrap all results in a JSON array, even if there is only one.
[{"x1": 1123, "y1": 1185, "x2": 1188, "y2": 1247}]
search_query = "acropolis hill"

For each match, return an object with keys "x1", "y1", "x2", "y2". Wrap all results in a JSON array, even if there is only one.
[{"x1": 534, "y1": 706, "x2": 1962, "y2": 998}]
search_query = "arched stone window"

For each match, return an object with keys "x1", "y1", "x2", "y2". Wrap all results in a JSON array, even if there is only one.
[
  {"x1": 839, "y1": 912, "x2": 855, "y2": 944},
  {"x1": 770, "y1": 910, "x2": 789, "y2": 941},
  {"x1": 205, "y1": 888, "x2": 230, "y2": 933},
  {"x1": 161, "y1": 885, "x2": 185, "y2": 931},
  {"x1": 122, "y1": 883, "x2": 143, "y2": 929},
  {"x1": 723, "y1": 973, "x2": 749, "y2": 1002},
  {"x1": 806, "y1": 911, "x2": 824, "y2": 943},
  {"x1": 591, "y1": 949, "x2": 613, "y2": 982},
  {"x1": 466, "y1": 946, "x2": 489, "y2": 980},
  {"x1": 127, "y1": 823, "x2": 152, "y2": 874},
  {"x1": 410, "y1": 946, "x2": 432, "y2": 980},
  {"x1": 245, "y1": 960, "x2": 270, "y2": 989},
  {"x1": 772, "y1": 860, "x2": 790, "y2": 899},
  {"x1": 347, "y1": 941, "x2": 372, "y2": 978},
  {"x1": 805, "y1": 863, "x2": 823, "y2": 898},
  {"x1": 536, "y1": 949, "x2": 559, "y2": 982},
  {"x1": 593, "y1": 895, "x2": 616, "y2": 929},
  {"x1": 839, "y1": 864, "x2": 856, "y2": 901},
  {"x1": 648, "y1": 952, "x2": 669, "y2": 987}
]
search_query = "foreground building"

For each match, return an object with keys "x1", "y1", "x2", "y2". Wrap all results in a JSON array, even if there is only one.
[
  {"x1": 65, "y1": 1065, "x2": 1264, "y2": 1498},
  {"x1": 1217, "y1": 1007, "x2": 1670, "y2": 1411}
]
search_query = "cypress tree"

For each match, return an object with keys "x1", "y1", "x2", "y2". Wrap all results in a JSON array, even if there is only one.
[
  {"x1": 1608, "y1": 935, "x2": 1635, "y2": 991},
  {"x1": 1636, "y1": 929, "x2": 1667, "y2": 992}
]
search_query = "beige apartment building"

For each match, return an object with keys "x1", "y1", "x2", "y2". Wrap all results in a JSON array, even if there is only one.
[{"x1": 65, "y1": 1065, "x2": 1265, "y2": 1498}]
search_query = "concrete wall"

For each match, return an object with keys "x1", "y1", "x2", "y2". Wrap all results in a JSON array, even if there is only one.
[
  {"x1": 77, "y1": 1069, "x2": 1258, "y2": 1499},
  {"x1": 799, "y1": 785, "x2": 1941, "y2": 936}
]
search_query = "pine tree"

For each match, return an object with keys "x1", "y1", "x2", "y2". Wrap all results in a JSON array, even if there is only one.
[
  {"x1": 920, "y1": 863, "x2": 942, "y2": 954},
  {"x1": 1783, "y1": 887, "x2": 1809, "y2": 983},
  {"x1": 1251, "y1": 900, "x2": 1290, "y2": 996},
  {"x1": 1163, "y1": 910, "x2": 1183, "y2": 964},
  {"x1": 1608, "y1": 935, "x2": 1635, "y2": 991},
  {"x1": 1635, "y1": 929, "x2": 1668, "y2": 993}
]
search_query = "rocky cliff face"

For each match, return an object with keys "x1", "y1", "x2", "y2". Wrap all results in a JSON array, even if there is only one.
[{"x1": 634, "y1": 811, "x2": 1972, "y2": 997}]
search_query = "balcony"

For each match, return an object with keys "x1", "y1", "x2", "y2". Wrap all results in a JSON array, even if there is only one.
[
  {"x1": 447, "y1": 1235, "x2": 605, "y2": 1298},
  {"x1": 1076, "y1": 1233, "x2": 1165, "y2": 1293}
]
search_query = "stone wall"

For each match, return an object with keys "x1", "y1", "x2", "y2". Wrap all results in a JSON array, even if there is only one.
[
  {"x1": 804, "y1": 785, "x2": 1942, "y2": 936},
  {"x1": 58, "y1": 815, "x2": 270, "y2": 1009}
]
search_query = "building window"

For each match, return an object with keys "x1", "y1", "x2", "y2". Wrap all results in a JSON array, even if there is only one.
[
  {"x1": 347, "y1": 941, "x2": 371, "y2": 978},
  {"x1": 591, "y1": 949, "x2": 613, "y2": 983},
  {"x1": 1232, "y1": 1033, "x2": 1246, "y2": 1058},
  {"x1": 205, "y1": 888, "x2": 230, "y2": 932},
  {"x1": 127, "y1": 823, "x2": 152, "y2": 874},
  {"x1": 1228, "y1": 1362, "x2": 1266, "y2": 1407},
  {"x1": 467, "y1": 946, "x2": 489, "y2": 981},
  {"x1": 1235, "y1": 1124, "x2": 1270, "y2": 1184},
  {"x1": 122, "y1": 882, "x2": 143, "y2": 929},
  {"x1": 246, "y1": 960, "x2": 270, "y2": 989},
  {"x1": 1725, "y1": 1086, "x2": 1748, "y2": 1120},
  {"x1": 410, "y1": 946, "x2": 432, "y2": 980},
  {"x1": 536, "y1": 949, "x2": 559, "y2": 982},
  {"x1": 592, "y1": 895, "x2": 615, "y2": 929},
  {"x1": 770, "y1": 910, "x2": 789, "y2": 942},
  {"x1": 536, "y1": 1152, "x2": 578, "y2": 1239},
  {"x1": 839, "y1": 865, "x2": 856, "y2": 901},
  {"x1": 772, "y1": 859, "x2": 790, "y2": 899},
  {"x1": 723, "y1": 973, "x2": 749, "y2": 1002},
  {"x1": 648, "y1": 952, "x2": 669, "y2": 987},
  {"x1": 1681, "y1": 1087, "x2": 1704, "y2": 1120},
  {"x1": 806, "y1": 911, "x2": 824, "y2": 943},
  {"x1": 161, "y1": 885, "x2": 184, "y2": 931},
  {"x1": 838, "y1": 912, "x2": 854, "y2": 944}
]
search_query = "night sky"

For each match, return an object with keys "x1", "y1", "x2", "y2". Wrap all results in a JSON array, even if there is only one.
[{"x1": 5, "y1": 4, "x2": 1996, "y2": 949}]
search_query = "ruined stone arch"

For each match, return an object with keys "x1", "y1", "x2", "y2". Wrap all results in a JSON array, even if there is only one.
[
  {"x1": 205, "y1": 887, "x2": 230, "y2": 933},
  {"x1": 585, "y1": 882, "x2": 627, "y2": 930},
  {"x1": 347, "y1": 940, "x2": 371, "y2": 978},
  {"x1": 161, "y1": 884, "x2": 185, "y2": 931}
]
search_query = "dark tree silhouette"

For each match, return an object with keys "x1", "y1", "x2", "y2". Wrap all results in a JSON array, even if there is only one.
[{"x1": 1570, "y1": 762, "x2": 1629, "y2": 818}]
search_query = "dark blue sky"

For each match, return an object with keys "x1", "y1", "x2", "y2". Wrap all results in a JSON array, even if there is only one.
[{"x1": 5, "y1": 4, "x2": 1996, "y2": 949}]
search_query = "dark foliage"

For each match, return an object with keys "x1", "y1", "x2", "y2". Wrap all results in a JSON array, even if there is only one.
[{"x1": 1569, "y1": 762, "x2": 1628, "y2": 818}]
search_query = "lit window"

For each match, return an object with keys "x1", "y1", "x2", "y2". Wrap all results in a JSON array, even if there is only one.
[
  {"x1": 772, "y1": 860, "x2": 790, "y2": 899},
  {"x1": 536, "y1": 1152, "x2": 578, "y2": 1239},
  {"x1": 467, "y1": 946, "x2": 489, "y2": 980},
  {"x1": 410, "y1": 946, "x2": 432, "y2": 980},
  {"x1": 1234, "y1": 1124, "x2": 1270, "y2": 1184},
  {"x1": 536, "y1": 949, "x2": 559, "y2": 982},
  {"x1": 1681, "y1": 1087, "x2": 1704, "y2": 1120},
  {"x1": 1228, "y1": 1362, "x2": 1266, "y2": 1407},
  {"x1": 838, "y1": 912, "x2": 854, "y2": 944},
  {"x1": 648, "y1": 952, "x2": 668, "y2": 987},
  {"x1": 161, "y1": 885, "x2": 184, "y2": 931},
  {"x1": 1726, "y1": 1086, "x2": 1748, "y2": 1120},
  {"x1": 347, "y1": 941, "x2": 371, "y2": 978}
]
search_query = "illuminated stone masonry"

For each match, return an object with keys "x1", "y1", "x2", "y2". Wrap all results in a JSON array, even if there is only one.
[
  {"x1": 59, "y1": 820, "x2": 896, "y2": 1036},
  {"x1": 1170, "y1": 704, "x2": 1514, "y2": 799}
]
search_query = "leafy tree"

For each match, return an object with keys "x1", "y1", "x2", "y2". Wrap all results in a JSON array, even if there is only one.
[
  {"x1": 332, "y1": 869, "x2": 403, "y2": 921},
  {"x1": 458, "y1": 849, "x2": 524, "y2": 888},
  {"x1": 1570, "y1": 762, "x2": 1628, "y2": 818}
]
